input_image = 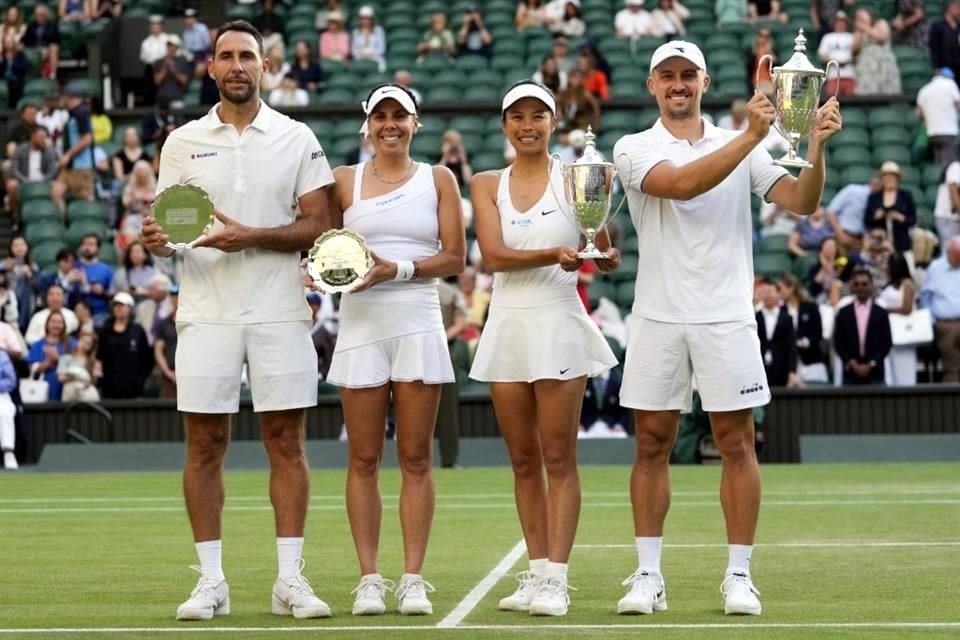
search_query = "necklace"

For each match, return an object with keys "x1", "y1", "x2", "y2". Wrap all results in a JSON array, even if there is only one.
[{"x1": 372, "y1": 159, "x2": 415, "y2": 184}]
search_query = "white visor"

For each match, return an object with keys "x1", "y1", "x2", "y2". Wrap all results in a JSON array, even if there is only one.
[
  {"x1": 501, "y1": 84, "x2": 556, "y2": 115},
  {"x1": 359, "y1": 86, "x2": 418, "y2": 135}
]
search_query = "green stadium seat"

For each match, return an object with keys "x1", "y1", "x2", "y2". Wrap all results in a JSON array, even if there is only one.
[
  {"x1": 471, "y1": 152, "x2": 505, "y2": 172},
  {"x1": 922, "y1": 163, "x2": 944, "y2": 187},
  {"x1": 456, "y1": 55, "x2": 490, "y2": 72},
  {"x1": 18, "y1": 182, "x2": 53, "y2": 206},
  {"x1": 21, "y1": 200, "x2": 61, "y2": 226},
  {"x1": 23, "y1": 77, "x2": 58, "y2": 99},
  {"x1": 32, "y1": 242, "x2": 65, "y2": 270},
  {"x1": 841, "y1": 108, "x2": 868, "y2": 128},
  {"x1": 754, "y1": 252, "x2": 792, "y2": 278},
  {"x1": 872, "y1": 145, "x2": 911, "y2": 166},
  {"x1": 305, "y1": 118, "x2": 335, "y2": 139},
  {"x1": 831, "y1": 146, "x2": 873, "y2": 168},
  {"x1": 829, "y1": 126, "x2": 870, "y2": 148},
  {"x1": 66, "y1": 220, "x2": 108, "y2": 247},
  {"x1": 869, "y1": 107, "x2": 910, "y2": 128},
  {"x1": 871, "y1": 127, "x2": 912, "y2": 147},
  {"x1": 612, "y1": 83, "x2": 648, "y2": 98},
  {"x1": 463, "y1": 84, "x2": 499, "y2": 100},
  {"x1": 757, "y1": 234, "x2": 790, "y2": 254},
  {"x1": 842, "y1": 165, "x2": 876, "y2": 185},
  {"x1": 24, "y1": 221, "x2": 65, "y2": 245},
  {"x1": 427, "y1": 86, "x2": 461, "y2": 102},
  {"x1": 411, "y1": 134, "x2": 442, "y2": 159},
  {"x1": 67, "y1": 200, "x2": 107, "y2": 224},
  {"x1": 319, "y1": 87, "x2": 354, "y2": 104},
  {"x1": 587, "y1": 279, "x2": 616, "y2": 307},
  {"x1": 792, "y1": 252, "x2": 819, "y2": 279},
  {"x1": 615, "y1": 281, "x2": 635, "y2": 309},
  {"x1": 607, "y1": 255, "x2": 637, "y2": 283},
  {"x1": 99, "y1": 242, "x2": 119, "y2": 265},
  {"x1": 448, "y1": 116, "x2": 486, "y2": 135}
]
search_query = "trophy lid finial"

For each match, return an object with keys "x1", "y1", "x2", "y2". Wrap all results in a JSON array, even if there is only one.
[
  {"x1": 578, "y1": 125, "x2": 603, "y2": 163},
  {"x1": 793, "y1": 28, "x2": 807, "y2": 53}
]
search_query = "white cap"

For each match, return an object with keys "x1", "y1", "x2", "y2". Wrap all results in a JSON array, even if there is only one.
[
  {"x1": 501, "y1": 83, "x2": 556, "y2": 115},
  {"x1": 147, "y1": 273, "x2": 172, "y2": 291},
  {"x1": 626, "y1": 0, "x2": 644, "y2": 6},
  {"x1": 357, "y1": 5, "x2": 374, "y2": 18},
  {"x1": 112, "y1": 292, "x2": 135, "y2": 307},
  {"x1": 359, "y1": 85, "x2": 418, "y2": 134},
  {"x1": 649, "y1": 40, "x2": 706, "y2": 73}
]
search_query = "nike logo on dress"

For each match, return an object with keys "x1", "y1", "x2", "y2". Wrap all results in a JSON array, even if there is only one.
[
  {"x1": 541, "y1": 209, "x2": 556, "y2": 216},
  {"x1": 560, "y1": 368, "x2": 570, "y2": 374}
]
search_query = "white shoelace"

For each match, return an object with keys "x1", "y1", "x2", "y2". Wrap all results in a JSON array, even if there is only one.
[
  {"x1": 283, "y1": 558, "x2": 320, "y2": 601},
  {"x1": 186, "y1": 565, "x2": 222, "y2": 600},
  {"x1": 396, "y1": 576, "x2": 436, "y2": 602},
  {"x1": 511, "y1": 570, "x2": 541, "y2": 598},
  {"x1": 351, "y1": 575, "x2": 396, "y2": 600},
  {"x1": 721, "y1": 572, "x2": 761, "y2": 597},
  {"x1": 621, "y1": 569, "x2": 662, "y2": 599},
  {"x1": 535, "y1": 576, "x2": 576, "y2": 604}
]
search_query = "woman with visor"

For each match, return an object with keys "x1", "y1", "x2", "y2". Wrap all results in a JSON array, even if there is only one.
[
  {"x1": 468, "y1": 80, "x2": 620, "y2": 616},
  {"x1": 326, "y1": 84, "x2": 466, "y2": 616}
]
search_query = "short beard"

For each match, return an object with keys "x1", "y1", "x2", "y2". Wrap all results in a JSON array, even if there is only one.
[
  {"x1": 664, "y1": 99, "x2": 696, "y2": 120},
  {"x1": 217, "y1": 78, "x2": 257, "y2": 106}
]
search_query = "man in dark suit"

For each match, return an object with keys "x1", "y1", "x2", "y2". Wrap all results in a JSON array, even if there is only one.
[
  {"x1": 581, "y1": 360, "x2": 629, "y2": 435},
  {"x1": 755, "y1": 279, "x2": 798, "y2": 387},
  {"x1": 833, "y1": 267, "x2": 893, "y2": 385}
]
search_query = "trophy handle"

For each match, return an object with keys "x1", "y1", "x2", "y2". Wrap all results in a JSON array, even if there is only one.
[
  {"x1": 755, "y1": 54, "x2": 774, "y2": 94},
  {"x1": 825, "y1": 60, "x2": 840, "y2": 98}
]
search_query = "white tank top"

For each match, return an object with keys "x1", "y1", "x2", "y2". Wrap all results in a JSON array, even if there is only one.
[
  {"x1": 492, "y1": 160, "x2": 579, "y2": 293},
  {"x1": 337, "y1": 161, "x2": 443, "y2": 350}
]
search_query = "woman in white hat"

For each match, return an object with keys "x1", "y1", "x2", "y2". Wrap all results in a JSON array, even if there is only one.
[
  {"x1": 468, "y1": 80, "x2": 619, "y2": 617},
  {"x1": 326, "y1": 84, "x2": 465, "y2": 617}
]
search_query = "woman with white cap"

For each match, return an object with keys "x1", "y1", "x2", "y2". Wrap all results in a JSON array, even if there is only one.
[
  {"x1": 468, "y1": 80, "x2": 620, "y2": 617},
  {"x1": 326, "y1": 83, "x2": 465, "y2": 617}
]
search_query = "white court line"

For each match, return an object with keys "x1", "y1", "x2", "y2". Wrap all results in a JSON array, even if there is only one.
[
  {"x1": 436, "y1": 539, "x2": 527, "y2": 629},
  {"x1": 2, "y1": 487, "x2": 958, "y2": 504},
  {"x1": 575, "y1": 541, "x2": 960, "y2": 549},
  {"x1": 0, "y1": 622, "x2": 958, "y2": 634},
  {"x1": 3, "y1": 498, "x2": 959, "y2": 514}
]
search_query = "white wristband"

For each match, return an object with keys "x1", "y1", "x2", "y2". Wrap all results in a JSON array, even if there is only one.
[{"x1": 394, "y1": 260, "x2": 415, "y2": 281}]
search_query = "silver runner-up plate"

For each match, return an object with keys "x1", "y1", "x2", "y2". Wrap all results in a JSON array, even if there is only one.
[
  {"x1": 307, "y1": 229, "x2": 372, "y2": 294},
  {"x1": 151, "y1": 184, "x2": 215, "y2": 250}
]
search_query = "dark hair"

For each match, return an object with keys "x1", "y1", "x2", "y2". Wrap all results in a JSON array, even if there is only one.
[
  {"x1": 90, "y1": 96, "x2": 105, "y2": 115},
  {"x1": 887, "y1": 253, "x2": 911, "y2": 286},
  {"x1": 563, "y1": 1, "x2": 582, "y2": 18},
  {"x1": 501, "y1": 79, "x2": 556, "y2": 121},
  {"x1": 364, "y1": 83, "x2": 420, "y2": 113},
  {"x1": 758, "y1": 276, "x2": 777, "y2": 286},
  {"x1": 123, "y1": 240, "x2": 153, "y2": 269},
  {"x1": 30, "y1": 123, "x2": 49, "y2": 137},
  {"x1": 44, "y1": 310, "x2": 69, "y2": 346},
  {"x1": 8, "y1": 235, "x2": 32, "y2": 265},
  {"x1": 56, "y1": 247, "x2": 77, "y2": 262},
  {"x1": 851, "y1": 266, "x2": 873, "y2": 282},
  {"x1": 80, "y1": 233, "x2": 102, "y2": 248},
  {"x1": 214, "y1": 20, "x2": 264, "y2": 57},
  {"x1": 818, "y1": 236, "x2": 836, "y2": 252}
]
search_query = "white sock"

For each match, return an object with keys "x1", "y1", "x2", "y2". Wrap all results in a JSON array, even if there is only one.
[
  {"x1": 195, "y1": 540, "x2": 224, "y2": 581},
  {"x1": 277, "y1": 537, "x2": 304, "y2": 580},
  {"x1": 529, "y1": 558, "x2": 549, "y2": 576},
  {"x1": 635, "y1": 536, "x2": 663, "y2": 574},
  {"x1": 546, "y1": 561, "x2": 568, "y2": 580},
  {"x1": 727, "y1": 544, "x2": 753, "y2": 576}
]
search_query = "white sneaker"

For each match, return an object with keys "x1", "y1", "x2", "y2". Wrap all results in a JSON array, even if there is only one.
[
  {"x1": 396, "y1": 574, "x2": 435, "y2": 615},
  {"x1": 176, "y1": 567, "x2": 230, "y2": 621},
  {"x1": 272, "y1": 559, "x2": 332, "y2": 619},
  {"x1": 498, "y1": 570, "x2": 542, "y2": 611},
  {"x1": 3, "y1": 451, "x2": 17, "y2": 470},
  {"x1": 528, "y1": 575, "x2": 573, "y2": 616},
  {"x1": 351, "y1": 573, "x2": 394, "y2": 616},
  {"x1": 721, "y1": 571, "x2": 762, "y2": 615},
  {"x1": 617, "y1": 570, "x2": 667, "y2": 615}
]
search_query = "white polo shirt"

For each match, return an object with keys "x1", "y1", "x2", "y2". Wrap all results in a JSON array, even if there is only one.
[
  {"x1": 615, "y1": 8, "x2": 653, "y2": 38},
  {"x1": 916, "y1": 76, "x2": 960, "y2": 137},
  {"x1": 613, "y1": 118, "x2": 788, "y2": 324},
  {"x1": 156, "y1": 101, "x2": 334, "y2": 324}
]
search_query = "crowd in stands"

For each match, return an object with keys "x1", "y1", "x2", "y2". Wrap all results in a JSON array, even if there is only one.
[{"x1": 0, "y1": 0, "x2": 958, "y2": 463}]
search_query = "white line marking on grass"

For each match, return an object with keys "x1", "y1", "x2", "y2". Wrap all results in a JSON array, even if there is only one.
[
  {"x1": 0, "y1": 622, "x2": 958, "y2": 634},
  {"x1": 3, "y1": 487, "x2": 958, "y2": 505},
  {"x1": 576, "y1": 541, "x2": 960, "y2": 549},
  {"x1": 3, "y1": 498, "x2": 959, "y2": 514},
  {"x1": 436, "y1": 539, "x2": 527, "y2": 629}
]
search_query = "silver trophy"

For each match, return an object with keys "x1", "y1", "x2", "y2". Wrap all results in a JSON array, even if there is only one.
[
  {"x1": 758, "y1": 29, "x2": 839, "y2": 168},
  {"x1": 552, "y1": 127, "x2": 621, "y2": 259}
]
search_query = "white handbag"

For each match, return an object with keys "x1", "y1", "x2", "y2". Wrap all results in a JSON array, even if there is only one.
[
  {"x1": 19, "y1": 375, "x2": 49, "y2": 403},
  {"x1": 889, "y1": 308, "x2": 934, "y2": 346}
]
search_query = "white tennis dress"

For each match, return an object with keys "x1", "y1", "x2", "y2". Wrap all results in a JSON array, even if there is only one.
[
  {"x1": 469, "y1": 162, "x2": 617, "y2": 382},
  {"x1": 326, "y1": 162, "x2": 455, "y2": 388}
]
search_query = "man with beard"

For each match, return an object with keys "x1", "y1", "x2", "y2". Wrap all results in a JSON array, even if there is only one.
[
  {"x1": 140, "y1": 20, "x2": 337, "y2": 621},
  {"x1": 611, "y1": 41, "x2": 841, "y2": 616}
]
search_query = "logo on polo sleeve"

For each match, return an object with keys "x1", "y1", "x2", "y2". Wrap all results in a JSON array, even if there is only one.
[{"x1": 190, "y1": 151, "x2": 218, "y2": 160}]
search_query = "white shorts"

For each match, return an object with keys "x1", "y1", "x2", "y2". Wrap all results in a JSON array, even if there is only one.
[
  {"x1": 327, "y1": 329, "x2": 455, "y2": 389},
  {"x1": 620, "y1": 316, "x2": 770, "y2": 413},
  {"x1": 176, "y1": 321, "x2": 318, "y2": 414},
  {"x1": 470, "y1": 287, "x2": 617, "y2": 382}
]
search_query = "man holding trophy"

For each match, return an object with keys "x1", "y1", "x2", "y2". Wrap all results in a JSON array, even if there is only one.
[
  {"x1": 141, "y1": 21, "x2": 337, "y2": 620},
  {"x1": 612, "y1": 38, "x2": 841, "y2": 615}
]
